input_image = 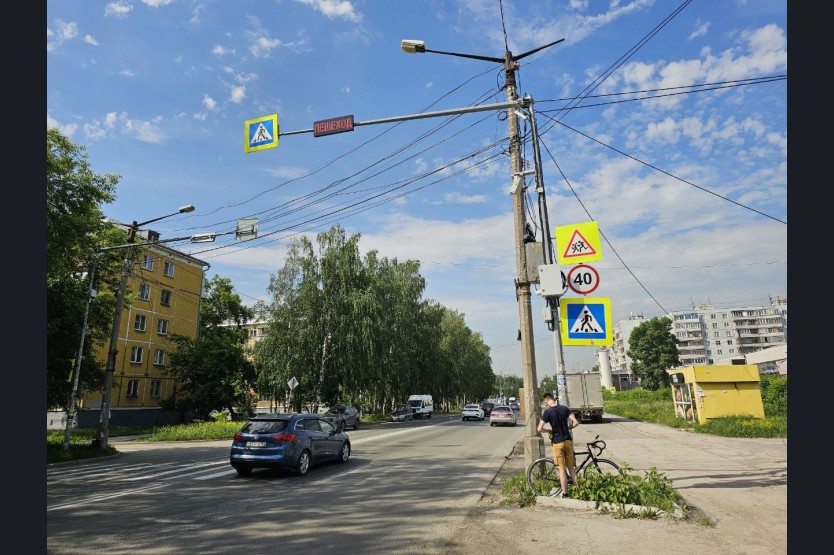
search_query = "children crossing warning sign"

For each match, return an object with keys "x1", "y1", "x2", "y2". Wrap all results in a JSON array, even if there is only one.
[
  {"x1": 559, "y1": 297, "x2": 612, "y2": 346},
  {"x1": 555, "y1": 221, "x2": 603, "y2": 266}
]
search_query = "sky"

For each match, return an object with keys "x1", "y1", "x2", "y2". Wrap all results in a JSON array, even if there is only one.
[{"x1": 46, "y1": 0, "x2": 788, "y2": 382}]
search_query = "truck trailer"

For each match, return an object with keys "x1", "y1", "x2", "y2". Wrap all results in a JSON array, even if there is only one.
[{"x1": 564, "y1": 372, "x2": 605, "y2": 423}]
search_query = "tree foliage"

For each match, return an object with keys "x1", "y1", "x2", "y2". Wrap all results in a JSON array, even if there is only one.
[
  {"x1": 165, "y1": 276, "x2": 255, "y2": 420},
  {"x1": 252, "y1": 224, "x2": 495, "y2": 413},
  {"x1": 46, "y1": 128, "x2": 124, "y2": 410},
  {"x1": 626, "y1": 317, "x2": 681, "y2": 390}
]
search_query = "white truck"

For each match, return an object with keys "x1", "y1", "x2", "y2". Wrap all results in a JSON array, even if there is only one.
[
  {"x1": 564, "y1": 372, "x2": 604, "y2": 423},
  {"x1": 407, "y1": 394, "x2": 434, "y2": 419}
]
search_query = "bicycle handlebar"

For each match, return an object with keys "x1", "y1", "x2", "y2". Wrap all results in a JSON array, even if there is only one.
[{"x1": 586, "y1": 434, "x2": 606, "y2": 455}]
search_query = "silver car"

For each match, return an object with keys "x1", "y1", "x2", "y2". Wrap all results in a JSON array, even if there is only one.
[{"x1": 323, "y1": 405, "x2": 361, "y2": 430}]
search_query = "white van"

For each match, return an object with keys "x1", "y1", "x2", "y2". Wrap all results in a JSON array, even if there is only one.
[{"x1": 407, "y1": 394, "x2": 434, "y2": 419}]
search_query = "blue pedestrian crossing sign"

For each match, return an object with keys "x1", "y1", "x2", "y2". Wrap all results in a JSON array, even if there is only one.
[
  {"x1": 244, "y1": 114, "x2": 278, "y2": 153},
  {"x1": 560, "y1": 297, "x2": 613, "y2": 346}
]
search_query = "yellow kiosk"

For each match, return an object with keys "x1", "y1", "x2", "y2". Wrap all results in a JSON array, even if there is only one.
[{"x1": 668, "y1": 365, "x2": 765, "y2": 424}]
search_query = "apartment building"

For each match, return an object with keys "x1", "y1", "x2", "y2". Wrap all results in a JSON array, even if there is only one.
[
  {"x1": 605, "y1": 313, "x2": 646, "y2": 390},
  {"x1": 603, "y1": 297, "x2": 787, "y2": 383},
  {"x1": 81, "y1": 232, "x2": 210, "y2": 426}
]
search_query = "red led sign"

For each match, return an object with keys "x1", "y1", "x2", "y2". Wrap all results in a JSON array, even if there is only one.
[{"x1": 313, "y1": 115, "x2": 355, "y2": 137}]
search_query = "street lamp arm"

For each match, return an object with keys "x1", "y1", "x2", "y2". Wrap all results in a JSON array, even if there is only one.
[
  {"x1": 511, "y1": 38, "x2": 565, "y2": 62},
  {"x1": 135, "y1": 204, "x2": 195, "y2": 228},
  {"x1": 422, "y1": 48, "x2": 505, "y2": 64}
]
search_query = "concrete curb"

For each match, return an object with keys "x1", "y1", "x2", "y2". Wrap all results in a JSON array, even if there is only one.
[{"x1": 535, "y1": 495, "x2": 685, "y2": 519}]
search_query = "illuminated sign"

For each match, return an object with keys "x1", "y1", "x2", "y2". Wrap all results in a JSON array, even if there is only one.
[{"x1": 314, "y1": 115, "x2": 355, "y2": 137}]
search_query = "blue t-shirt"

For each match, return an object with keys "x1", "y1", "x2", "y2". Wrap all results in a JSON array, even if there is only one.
[{"x1": 542, "y1": 404, "x2": 572, "y2": 444}]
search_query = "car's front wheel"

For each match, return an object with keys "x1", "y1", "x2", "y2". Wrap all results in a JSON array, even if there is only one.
[
  {"x1": 295, "y1": 450, "x2": 311, "y2": 476},
  {"x1": 353, "y1": 418, "x2": 359, "y2": 430}
]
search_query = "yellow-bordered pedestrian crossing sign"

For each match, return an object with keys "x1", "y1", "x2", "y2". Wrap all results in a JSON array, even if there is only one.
[
  {"x1": 560, "y1": 297, "x2": 612, "y2": 346},
  {"x1": 244, "y1": 114, "x2": 278, "y2": 153}
]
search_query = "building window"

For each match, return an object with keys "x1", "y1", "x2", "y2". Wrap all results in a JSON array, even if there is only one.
[
  {"x1": 134, "y1": 314, "x2": 147, "y2": 332},
  {"x1": 724, "y1": 322, "x2": 730, "y2": 327},
  {"x1": 126, "y1": 379, "x2": 140, "y2": 397},
  {"x1": 729, "y1": 349, "x2": 735, "y2": 354},
  {"x1": 717, "y1": 349, "x2": 723, "y2": 355},
  {"x1": 130, "y1": 346, "x2": 143, "y2": 364},
  {"x1": 712, "y1": 323, "x2": 718, "y2": 328},
  {"x1": 141, "y1": 255, "x2": 154, "y2": 270},
  {"x1": 726, "y1": 331, "x2": 732, "y2": 336},
  {"x1": 154, "y1": 349, "x2": 165, "y2": 365},
  {"x1": 157, "y1": 319, "x2": 169, "y2": 335},
  {"x1": 150, "y1": 380, "x2": 161, "y2": 398},
  {"x1": 161, "y1": 290, "x2": 172, "y2": 306},
  {"x1": 138, "y1": 284, "x2": 151, "y2": 301},
  {"x1": 163, "y1": 261, "x2": 175, "y2": 277},
  {"x1": 710, "y1": 314, "x2": 716, "y2": 319},
  {"x1": 715, "y1": 340, "x2": 721, "y2": 346},
  {"x1": 727, "y1": 340, "x2": 733, "y2": 345},
  {"x1": 714, "y1": 332, "x2": 719, "y2": 337}
]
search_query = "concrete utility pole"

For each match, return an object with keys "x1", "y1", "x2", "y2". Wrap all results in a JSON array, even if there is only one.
[
  {"x1": 95, "y1": 205, "x2": 195, "y2": 449},
  {"x1": 399, "y1": 38, "x2": 564, "y2": 469}
]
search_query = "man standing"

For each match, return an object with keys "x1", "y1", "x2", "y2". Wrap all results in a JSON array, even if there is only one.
[{"x1": 536, "y1": 393, "x2": 580, "y2": 497}]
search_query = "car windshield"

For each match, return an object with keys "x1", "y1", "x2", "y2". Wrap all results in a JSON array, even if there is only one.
[
  {"x1": 241, "y1": 420, "x2": 288, "y2": 434},
  {"x1": 493, "y1": 408, "x2": 511, "y2": 414},
  {"x1": 465, "y1": 405, "x2": 479, "y2": 410},
  {"x1": 327, "y1": 407, "x2": 345, "y2": 415},
  {"x1": 394, "y1": 405, "x2": 408, "y2": 411},
  {"x1": 408, "y1": 400, "x2": 422, "y2": 407}
]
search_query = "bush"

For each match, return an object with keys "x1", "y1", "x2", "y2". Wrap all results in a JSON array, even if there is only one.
[{"x1": 760, "y1": 374, "x2": 787, "y2": 417}]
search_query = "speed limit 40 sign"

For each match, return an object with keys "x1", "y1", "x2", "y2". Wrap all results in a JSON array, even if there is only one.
[{"x1": 566, "y1": 264, "x2": 600, "y2": 295}]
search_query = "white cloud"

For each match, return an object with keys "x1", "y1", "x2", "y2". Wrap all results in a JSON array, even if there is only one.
[
  {"x1": 212, "y1": 45, "x2": 234, "y2": 56},
  {"x1": 229, "y1": 86, "x2": 246, "y2": 103},
  {"x1": 202, "y1": 94, "x2": 218, "y2": 111},
  {"x1": 248, "y1": 35, "x2": 282, "y2": 58},
  {"x1": 341, "y1": 87, "x2": 351, "y2": 93},
  {"x1": 104, "y1": 1, "x2": 134, "y2": 18},
  {"x1": 142, "y1": 0, "x2": 174, "y2": 6},
  {"x1": 118, "y1": 69, "x2": 135, "y2": 77},
  {"x1": 47, "y1": 115, "x2": 78, "y2": 137},
  {"x1": 443, "y1": 192, "x2": 488, "y2": 204},
  {"x1": 688, "y1": 19, "x2": 710, "y2": 41},
  {"x1": 84, "y1": 35, "x2": 99, "y2": 46},
  {"x1": 47, "y1": 19, "x2": 79, "y2": 52},
  {"x1": 294, "y1": 0, "x2": 363, "y2": 22},
  {"x1": 83, "y1": 111, "x2": 166, "y2": 143}
]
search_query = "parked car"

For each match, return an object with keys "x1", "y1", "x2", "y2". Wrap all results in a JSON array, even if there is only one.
[
  {"x1": 489, "y1": 405, "x2": 517, "y2": 427},
  {"x1": 322, "y1": 404, "x2": 361, "y2": 430},
  {"x1": 480, "y1": 401, "x2": 495, "y2": 416},
  {"x1": 461, "y1": 404, "x2": 485, "y2": 421},
  {"x1": 390, "y1": 404, "x2": 413, "y2": 422},
  {"x1": 229, "y1": 413, "x2": 351, "y2": 477}
]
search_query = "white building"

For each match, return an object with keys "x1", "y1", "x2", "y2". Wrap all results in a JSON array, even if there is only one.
[{"x1": 604, "y1": 297, "x2": 787, "y2": 388}]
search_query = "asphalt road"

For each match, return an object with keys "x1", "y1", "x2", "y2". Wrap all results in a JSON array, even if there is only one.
[{"x1": 47, "y1": 414, "x2": 524, "y2": 554}]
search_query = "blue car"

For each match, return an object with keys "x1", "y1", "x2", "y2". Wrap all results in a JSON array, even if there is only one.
[{"x1": 229, "y1": 413, "x2": 351, "y2": 477}]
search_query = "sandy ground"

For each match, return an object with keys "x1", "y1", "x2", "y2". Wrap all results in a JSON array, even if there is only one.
[{"x1": 443, "y1": 418, "x2": 787, "y2": 555}]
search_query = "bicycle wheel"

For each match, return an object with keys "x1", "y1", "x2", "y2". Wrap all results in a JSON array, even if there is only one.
[
  {"x1": 526, "y1": 458, "x2": 562, "y2": 496},
  {"x1": 583, "y1": 458, "x2": 620, "y2": 479}
]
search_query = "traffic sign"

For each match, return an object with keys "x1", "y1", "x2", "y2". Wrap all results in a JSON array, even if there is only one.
[
  {"x1": 555, "y1": 221, "x2": 602, "y2": 266},
  {"x1": 287, "y1": 376, "x2": 299, "y2": 390},
  {"x1": 314, "y1": 115, "x2": 355, "y2": 137},
  {"x1": 566, "y1": 264, "x2": 600, "y2": 295},
  {"x1": 244, "y1": 114, "x2": 279, "y2": 153},
  {"x1": 560, "y1": 297, "x2": 612, "y2": 346}
]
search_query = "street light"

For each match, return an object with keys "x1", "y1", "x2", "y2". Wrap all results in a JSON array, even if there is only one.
[
  {"x1": 95, "y1": 204, "x2": 195, "y2": 449},
  {"x1": 401, "y1": 37, "x2": 563, "y2": 469}
]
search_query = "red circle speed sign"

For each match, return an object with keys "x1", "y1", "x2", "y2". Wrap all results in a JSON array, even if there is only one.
[{"x1": 566, "y1": 264, "x2": 600, "y2": 295}]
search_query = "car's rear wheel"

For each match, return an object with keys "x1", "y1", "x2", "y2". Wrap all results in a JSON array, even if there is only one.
[
  {"x1": 338, "y1": 442, "x2": 351, "y2": 463},
  {"x1": 353, "y1": 418, "x2": 359, "y2": 430},
  {"x1": 296, "y1": 450, "x2": 311, "y2": 476},
  {"x1": 233, "y1": 464, "x2": 252, "y2": 476}
]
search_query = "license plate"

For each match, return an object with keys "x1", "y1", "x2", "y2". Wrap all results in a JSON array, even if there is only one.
[{"x1": 246, "y1": 441, "x2": 267, "y2": 447}]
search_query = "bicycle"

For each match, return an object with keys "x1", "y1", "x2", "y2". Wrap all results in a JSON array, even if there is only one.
[{"x1": 526, "y1": 434, "x2": 620, "y2": 496}]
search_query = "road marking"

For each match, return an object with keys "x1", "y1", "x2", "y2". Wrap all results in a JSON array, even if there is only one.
[{"x1": 47, "y1": 484, "x2": 166, "y2": 512}]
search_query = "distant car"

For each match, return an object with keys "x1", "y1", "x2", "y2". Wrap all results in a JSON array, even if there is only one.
[
  {"x1": 229, "y1": 413, "x2": 351, "y2": 477},
  {"x1": 461, "y1": 404, "x2": 485, "y2": 421},
  {"x1": 480, "y1": 402, "x2": 495, "y2": 416},
  {"x1": 509, "y1": 402, "x2": 520, "y2": 414},
  {"x1": 390, "y1": 404, "x2": 413, "y2": 422},
  {"x1": 322, "y1": 404, "x2": 361, "y2": 430},
  {"x1": 489, "y1": 405, "x2": 517, "y2": 427}
]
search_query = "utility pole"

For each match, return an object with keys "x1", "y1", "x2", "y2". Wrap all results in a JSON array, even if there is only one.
[
  {"x1": 400, "y1": 38, "x2": 564, "y2": 468},
  {"x1": 95, "y1": 205, "x2": 195, "y2": 449}
]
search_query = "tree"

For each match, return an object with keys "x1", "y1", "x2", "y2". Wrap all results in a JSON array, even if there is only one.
[
  {"x1": 47, "y1": 128, "x2": 122, "y2": 410},
  {"x1": 626, "y1": 317, "x2": 680, "y2": 390},
  {"x1": 539, "y1": 374, "x2": 559, "y2": 399},
  {"x1": 166, "y1": 276, "x2": 255, "y2": 420}
]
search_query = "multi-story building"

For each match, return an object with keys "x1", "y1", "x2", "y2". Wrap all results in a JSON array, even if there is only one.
[
  {"x1": 604, "y1": 297, "x2": 787, "y2": 382},
  {"x1": 81, "y1": 227, "x2": 210, "y2": 427},
  {"x1": 605, "y1": 313, "x2": 646, "y2": 390}
]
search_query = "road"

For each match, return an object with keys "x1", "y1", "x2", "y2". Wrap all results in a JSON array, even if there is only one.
[{"x1": 47, "y1": 414, "x2": 523, "y2": 554}]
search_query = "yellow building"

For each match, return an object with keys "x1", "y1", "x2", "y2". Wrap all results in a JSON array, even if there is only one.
[
  {"x1": 668, "y1": 365, "x2": 765, "y2": 424},
  {"x1": 83, "y1": 241, "x2": 209, "y2": 422}
]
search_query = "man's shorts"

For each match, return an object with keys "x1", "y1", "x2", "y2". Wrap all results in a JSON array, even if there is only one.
[{"x1": 551, "y1": 439, "x2": 575, "y2": 470}]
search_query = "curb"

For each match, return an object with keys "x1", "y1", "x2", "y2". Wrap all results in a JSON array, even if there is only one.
[{"x1": 536, "y1": 495, "x2": 685, "y2": 519}]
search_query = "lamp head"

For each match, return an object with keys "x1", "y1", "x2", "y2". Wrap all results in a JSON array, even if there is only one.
[
  {"x1": 401, "y1": 39, "x2": 426, "y2": 54},
  {"x1": 178, "y1": 205, "x2": 196, "y2": 214}
]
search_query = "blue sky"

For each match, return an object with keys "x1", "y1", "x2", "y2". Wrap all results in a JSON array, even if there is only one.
[{"x1": 47, "y1": 0, "x2": 787, "y2": 380}]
